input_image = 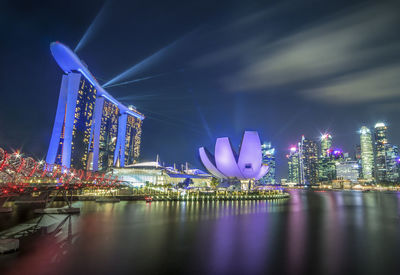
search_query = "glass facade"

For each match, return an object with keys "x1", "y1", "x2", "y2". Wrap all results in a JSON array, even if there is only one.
[
  {"x1": 355, "y1": 144, "x2": 362, "y2": 178},
  {"x1": 385, "y1": 144, "x2": 399, "y2": 183},
  {"x1": 288, "y1": 148, "x2": 300, "y2": 184},
  {"x1": 360, "y1": 126, "x2": 374, "y2": 181},
  {"x1": 336, "y1": 161, "x2": 359, "y2": 182},
  {"x1": 300, "y1": 137, "x2": 318, "y2": 185},
  {"x1": 261, "y1": 142, "x2": 276, "y2": 184},
  {"x1": 125, "y1": 115, "x2": 142, "y2": 166},
  {"x1": 374, "y1": 123, "x2": 387, "y2": 182},
  {"x1": 97, "y1": 99, "x2": 119, "y2": 171},
  {"x1": 70, "y1": 76, "x2": 97, "y2": 170},
  {"x1": 318, "y1": 157, "x2": 336, "y2": 182},
  {"x1": 318, "y1": 134, "x2": 335, "y2": 182},
  {"x1": 320, "y1": 134, "x2": 332, "y2": 157}
]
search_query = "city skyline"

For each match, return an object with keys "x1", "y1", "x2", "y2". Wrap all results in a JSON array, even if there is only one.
[
  {"x1": 285, "y1": 121, "x2": 400, "y2": 184},
  {"x1": 2, "y1": 2, "x2": 400, "y2": 274},
  {"x1": 1, "y1": 0, "x2": 400, "y2": 181}
]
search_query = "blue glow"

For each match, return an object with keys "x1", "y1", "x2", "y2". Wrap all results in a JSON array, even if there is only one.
[
  {"x1": 126, "y1": 110, "x2": 144, "y2": 120},
  {"x1": 78, "y1": 69, "x2": 97, "y2": 86},
  {"x1": 101, "y1": 94, "x2": 119, "y2": 106}
]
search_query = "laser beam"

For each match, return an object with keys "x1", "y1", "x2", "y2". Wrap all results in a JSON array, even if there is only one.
[
  {"x1": 105, "y1": 69, "x2": 183, "y2": 88},
  {"x1": 187, "y1": 88, "x2": 213, "y2": 142},
  {"x1": 103, "y1": 28, "x2": 199, "y2": 87},
  {"x1": 74, "y1": 1, "x2": 110, "y2": 52}
]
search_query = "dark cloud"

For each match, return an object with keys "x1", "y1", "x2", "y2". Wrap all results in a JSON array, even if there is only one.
[{"x1": 196, "y1": 2, "x2": 400, "y2": 104}]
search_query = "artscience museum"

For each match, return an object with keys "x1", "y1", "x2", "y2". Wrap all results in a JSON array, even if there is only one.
[{"x1": 199, "y1": 131, "x2": 269, "y2": 180}]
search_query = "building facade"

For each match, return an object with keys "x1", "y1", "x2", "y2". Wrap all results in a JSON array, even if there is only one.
[
  {"x1": 261, "y1": 142, "x2": 276, "y2": 184},
  {"x1": 336, "y1": 160, "x2": 359, "y2": 182},
  {"x1": 360, "y1": 126, "x2": 374, "y2": 181},
  {"x1": 287, "y1": 147, "x2": 300, "y2": 184},
  {"x1": 374, "y1": 122, "x2": 388, "y2": 182},
  {"x1": 318, "y1": 134, "x2": 335, "y2": 182},
  {"x1": 385, "y1": 144, "x2": 399, "y2": 183},
  {"x1": 300, "y1": 136, "x2": 318, "y2": 185},
  {"x1": 355, "y1": 144, "x2": 362, "y2": 178},
  {"x1": 46, "y1": 42, "x2": 144, "y2": 171},
  {"x1": 320, "y1": 134, "x2": 332, "y2": 157}
]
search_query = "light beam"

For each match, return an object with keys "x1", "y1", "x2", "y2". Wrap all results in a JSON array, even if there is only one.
[
  {"x1": 103, "y1": 28, "x2": 199, "y2": 87},
  {"x1": 74, "y1": 1, "x2": 111, "y2": 52},
  {"x1": 105, "y1": 69, "x2": 183, "y2": 88}
]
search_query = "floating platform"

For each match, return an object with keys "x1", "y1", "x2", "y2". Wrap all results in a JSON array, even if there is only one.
[
  {"x1": 0, "y1": 207, "x2": 12, "y2": 213},
  {"x1": 0, "y1": 239, "x2": 19, "y2": 254},
  {"x1": 95, "y1": 197, "x2": 120, "y2": 203},
  {"x1": 34, "y1": 207, "x2": 80, "y2": 214}
]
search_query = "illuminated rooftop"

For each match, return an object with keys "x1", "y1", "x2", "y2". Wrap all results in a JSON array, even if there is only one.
[
  {"x1": 360, "y1": 126, "x2": 370, "y2": 135},
  {"x1": 50, "y1": 41, "x2": 144, "y2": 120},
  {"x1": 374, "y1": 122, "x2": 386, "y2": 128},
  {"x1": 320, "y1": 133, "x2": 332, "y2": 140}
]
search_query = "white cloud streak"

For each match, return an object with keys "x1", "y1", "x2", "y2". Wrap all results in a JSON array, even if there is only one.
[{"x1": 196, "y1": 2, "x2": 400, "y2": 104}]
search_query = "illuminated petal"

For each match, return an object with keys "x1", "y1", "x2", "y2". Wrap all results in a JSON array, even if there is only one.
[
  {"x1": 237, "y1": 131, "x2": 262, "y2": 178},
  {"x1": 215, "y1": 137, "x2": 244, "y2": 179},
  {"x1": 199, "y1": 147, "x2": 226, "y2": 179}
]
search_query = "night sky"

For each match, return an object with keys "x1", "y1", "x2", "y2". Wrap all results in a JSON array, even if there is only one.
[{"x1": 1, "y1": 0, "x2": 400, "y2": 180}]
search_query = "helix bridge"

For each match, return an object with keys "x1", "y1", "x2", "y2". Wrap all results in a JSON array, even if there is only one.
[{"x1": 0, "y1": 147, "x2": 120, "y2": 199}]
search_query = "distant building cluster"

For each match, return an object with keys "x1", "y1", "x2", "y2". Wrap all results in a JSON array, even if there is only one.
[{"x1": 286, "y1": 123, "x2": 400, "y2": 185}]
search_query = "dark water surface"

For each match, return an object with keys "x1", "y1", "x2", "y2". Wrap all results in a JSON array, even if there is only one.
[{"x1": 1, "y1": 190, "x2": 400, "y2": 275}]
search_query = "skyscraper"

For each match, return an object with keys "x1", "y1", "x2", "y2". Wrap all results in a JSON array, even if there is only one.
[
  {"x1": 287, "y1": 147, "x2": 300, "y2": 184},
  {"x1": 300, "y1": 136, "x2": 318, "y2": 185},
  {"x1": 360, "y1": 126, "x2": 374, "y2": 181},
  {"x1": 320, "y1": 134, "x2": 332, "y2": 157},
  {"x1": 318, "y1": 133, "x2": 335, "y2": 182},
  {"x1": 46, "y1": 42, "x2": 144, "y2": 171},
  {"x1": 261, "y1": 142, "x2": 276, "y2": 184},
  {"x1": 355, "y1": 144, "x2": 362, "y2": 178},
  {"x1": 385, "y1": 144, "x2": 399, "y2": 183},
  {"x1": 374, "y1": 122, "x2": 388, "y2": 182}
]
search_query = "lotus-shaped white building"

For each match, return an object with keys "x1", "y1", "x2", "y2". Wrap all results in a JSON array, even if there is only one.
[{"x1": 199, "y1": 131, "x2": 269, "y2": 180}]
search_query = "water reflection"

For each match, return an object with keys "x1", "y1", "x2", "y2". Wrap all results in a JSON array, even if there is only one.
[{"x1": 2, "y1": 191, "x2": 400, "y2": 275}]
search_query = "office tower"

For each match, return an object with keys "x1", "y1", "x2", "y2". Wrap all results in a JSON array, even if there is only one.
[
  {"x1": 385, "y1": 144, "x2": 399, "y2": 182},
  {"x1": 336, "y1": 160, "x2": 359, "y2": 182},
  {"x1": 318, "y1": 133, "x2": 335, "y2": 182},
  {"x1": 374, "y1": 122, "x2": 388, "y2": 182},
  {"x1": 46, "y1": 42, "x2": 144, "y2": 171},
  {"x1": 355, "y1": 144, "x2": 362, "y2": 178},
  {"x1": 320, "y1": 134, "x2": 332, "y2": 157},
  {"x1": 300, "y1": 136, "x2": 318, "y2": 185},
  {"x1": 360, "y1": 126, "x2": 374, "y2": 181},
  {"x1": 287, "y1": 147, "x2": 300, "y2": 184},
  {"x1": 261, "y1": 142, "x2": 276, "y2": 184}
]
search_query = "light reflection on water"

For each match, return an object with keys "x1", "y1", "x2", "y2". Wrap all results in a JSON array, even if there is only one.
[{"x1": 1, "y1": 190, "x2": 400, "y2": 275}]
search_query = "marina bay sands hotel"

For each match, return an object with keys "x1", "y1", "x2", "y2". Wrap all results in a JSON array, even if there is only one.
[{"x1": 46, "y1": 42, "x2": 145, "y2": 171}]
